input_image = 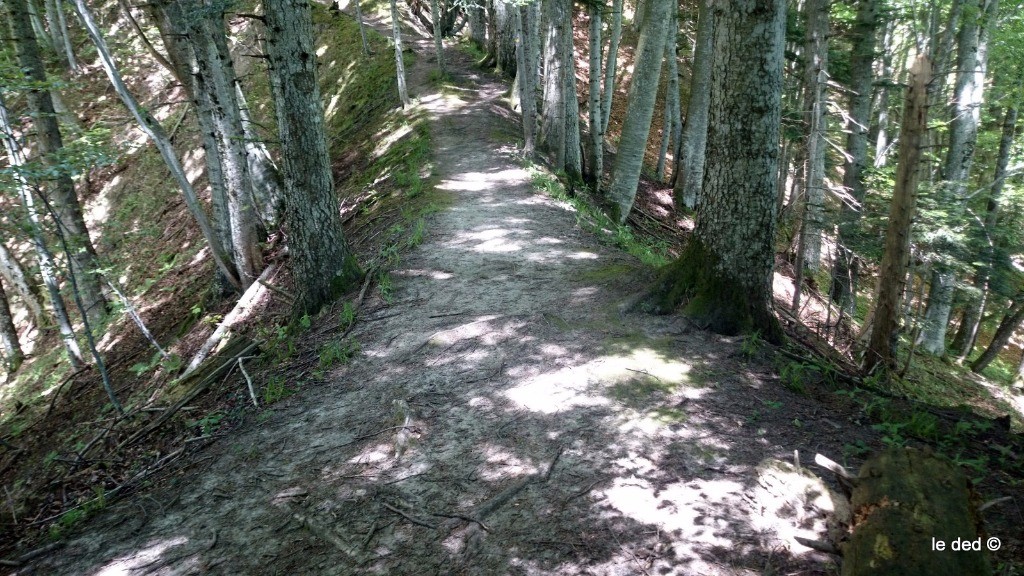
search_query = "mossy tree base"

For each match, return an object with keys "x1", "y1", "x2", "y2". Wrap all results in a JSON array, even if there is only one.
[{"x1": 643, "y1": 239, "x2": 783, "y2": 343}]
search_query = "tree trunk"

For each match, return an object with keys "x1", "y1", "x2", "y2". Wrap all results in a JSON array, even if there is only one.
[
  {"x1": 262, "y1": 0, "x2": 363, "y2": 315},
  {"x1": 643, "y1": 0, "x2": 786, "y2": 343},
  {"x1": 515, "y1": 5, "x2": 537, "y2": 156},
  {"x1": 562, "y1": 8, "x2": 582, "y2": 183},
  {"x1": 235, "y1": 85, "x2": 285, "y2": 230},
  {"x1": 795, "y1": 0, "x2": 829, "y2": 275},
  {"x1": 872, "y1": 20, "x2": 897, "y2": 168},
  {"x1": 605, "y1": 0, "x2": 671, "y2": 223},
  {"x1": 0, "y1": 242, "x2": 45, "y2": 330},
  {"x1": 831, "y1": 0, "x2": 879, "y2": 314},
  {"x1": 540, "y1": 0, "x2": 567, "y2": 170},
  {"x1": 841, "y1": 447, "x2": 991, "y2": 576},
  {"x1": 586, "y1": 1, "x2": 602, "y2": 189},
  {"x1": 917, "y1": 267, "x2": 957, "y2": 355},
  {"x1": 9, "y1": 0, "x2": 109, "y2": 328},
  {"x1": 919, "y1": 0, "x2": 998, "y2": 356},
  {"x1": 673, "y1": 0, "x2": 712, "y2": 211},
  {"x1": 492, "y1": 0, "x2": 517, "y2": 76},
  {"x1": 0, "y1": 281, "x2": 25, "y2": 374},
  {"x1": 468, "y1": 3, "x2": 486, "y2": 49},
  {"x1": 354, "y1": 0, "x2": 370, "y2": 56},
  {"x1": 54, "y1": 0, "x2": 78, "y2": 71},
  {"x1": 72, "y1": 0, "x2": 241, "y2": 290},
  {"x1": 864, "y1": 57, "x2": 930, "y2": 375},
  {"x1": 43, "y1": 0, "x2": 69, "y2": 69},
  {"x1": 431, "y1": 0, "x2": 444, "y2": 73},
  {"x1": 390, "y1": 0, "x2": 411, "y2": 106},
  {"x1": 655, "y1": 12, "x2": 679, "y2": 183},
  {"x1": 0, "y1": 93, "x2": 84, "y2": 369},
  {"x1": 600, "y1": 0, "x2": 623, "y2": 135},
  {"x1": 971, "y1": 296, "x2": 1024, "y2": 374}
]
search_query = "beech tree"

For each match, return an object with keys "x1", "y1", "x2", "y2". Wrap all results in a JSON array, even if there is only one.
[
  {"x1": 605, "y1": 0, "x2": 671, "y2": 223},
  {"x1": 8, "y1": 0, "x2": 108, "y2": 327},
  {"x1": 262, "y1": 0, "x2": 363, "y2": 314},
  {"x1": 673, "y1": 0, "x2": 712, "y2": 211},
  {"x1": 644, "y1": 0, "x2": 786, "y2": 342}
]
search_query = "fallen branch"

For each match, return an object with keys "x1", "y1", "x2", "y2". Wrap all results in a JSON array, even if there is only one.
[
  {"x1": 183, "y1": 264, "x2": 276, "y2": 378},
  {"x1": 382, "y1": 501, "x2": 437, "y2": 529},
  {"x1": 238, "y1": 357, "x2": 258, "y2": 408}
]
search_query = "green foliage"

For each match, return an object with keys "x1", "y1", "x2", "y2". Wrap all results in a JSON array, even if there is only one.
[
  {"x1": 527, "y1": 166, "x2": 671, "y2": 268},
  {"x1": 779, "y1": 361, "x2": 808, "y2": 394},
  {"x1": 318, "y1": 338, "x2": 359, "y2": 369},
  {"x1": 191, "y1": 411, "x2": 225, "y2": 436},
  {"x1": 739, "y1": 332, "x2": 763, "y2": 358},
  {"x1": 129, "y1": 352, "x2": 181, "y2": 377},
  {"x1": 263, "y1": 374, "x2": 292, "y2": 405},
  {"x1": 377, "y1": 271, "x2": 394, "y2": 303},
  {"x1": 339, "y1": 301, "x2": 356, "y2": 330}
]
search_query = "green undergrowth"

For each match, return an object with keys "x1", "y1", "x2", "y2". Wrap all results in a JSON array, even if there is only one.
[{"x1": 527, "y1": 165, "x2": 671, "y2": 268}]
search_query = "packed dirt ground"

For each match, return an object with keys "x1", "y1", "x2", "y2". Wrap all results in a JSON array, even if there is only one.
[{"x1": 3, "y1": 7, "x2": 1023, "y2": 576}]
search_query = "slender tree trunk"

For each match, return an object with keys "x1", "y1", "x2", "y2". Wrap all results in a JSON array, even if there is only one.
[
  {"x1": 831, "y1": 0, "x2": 879, "y2": 314},
  {"x1": 116, "y1": 0, "x2": 179, "y2": 81},
  {"x1": 872, "y1": 20, "x2": 897, "y2": 168},
  {"x1": 431, "y1": 0, "x2": 445, "y2": 73},
  {"x1": 601, "y1": 0, "x2": 623, "y2": 134},
  {"x1": 390, "y1": 0, "x2": 411, "y2": 106},
  {"x1": 645, "y1": 0, "x2": 786, "y2": 343},
  {"x1": 606, "y1": 0, "x2": 671, "y2": 223},
  {"x1": 0, "y1": 282, "x2": 25, "y2": 374},
  {"x1": 655, "y1": 13, "x2": 678, "y2": 183},
  {"x1": 515, "y1": 5, "x2": 537, "y2": 155},
  {"x1": 673, "y1": 0, "x2": 712, "y2": 211},
  {"x1": 586, "y1": 1, "x2": 603, "y2": 189},
  {"x1": 235, "y1": 85, "x2": 285, "y2": 229},
  {"x1": 951, "y1": 104, "x2": 1017, "y2": 360},
  {"x1": 971, "y1": 296, "x2": 1024, "y2": 374},
  {"x1": 54, "y1": 0, "x2": 78, "y2": 72},
  {"x1": 73, "y1": 0, "x2": 240, "y2": 290},
  {"x1": 26, "y1": 0, "x2": 50, "y2": 50},
  {"x1": 263, "y1": 0, "x2": 363, "y2": 314},
  {"x1": 9, "y1": 0, "x2": 109, "y2": 328},
  {"x1": 919, "y1": 0, "x2": 998, "y2": 356},
  {"x1": 562, "y1": 9, "x2": 582, "y2": 183},
  {"x1": 354, "y1": 0, "x2": 371, "y2": 56},
  {"x1": 864, "y1": 56, "x2": 931, "y2": 375},
  {"x1": 795, "y1": 0, "x2": 829, "y2": 275},
  {"x1": 0, "y1": 242, "x2": 45, "y2": 330},
  {"x1": 43, "y1": 0, "x2": 69, "y2": 69},
  {"x1": 0, "y1": 94, "x2": 84, "y2": 369}
]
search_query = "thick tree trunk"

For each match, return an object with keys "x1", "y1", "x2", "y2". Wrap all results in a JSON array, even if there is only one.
[
  {"x1": 864, "y1": 57, "x2": 930, "y2": 374},
  {"x1": 644, "y1": 0, "x2": 785, "y2": 343},
  {"x1": 9, "y1": 0, "x2": 109, "y2": 328},
  {"x1": 601, "y1": 0, "x2": 623, "y2": 135},
  {"x1": 492, "y1": 0, "x2": 517, "y2": 76},
  {"x1": 971, "y1": 296, "x2": 1024, "y2": 374},
  {"x1": 0, "y1": 94, "x2": 84, "y2": 369},
  {"x1": 562, "y1": 9, "x2": 582, "y2": 183},
  {"x1": 73, "y1": 0, "x2": 240, "y2": 290},
  {"x1": 673, "y1": 0, "x2": 712, "y2": 211},
  {"x1": 586, "y1": 3, "x2": 602, "y2": 189},
  {"x1": 468, "y1": 3, "x2": 486, "y2": 49},
  {"x1": 606, "y1": 0, "x2": 671, "y2": 222},
  {"x1": 235, "y1": 86, "x2": 285, "y2": 229},
  {"x1": 263, "y1": 0, "x2": 363, "y2": 314},
  {"x1": 917, "y1": 268, "x2": 957, "y2": 355},
  {"x1": 841, "y1": 447, "x2": 991, "y2": 576},
  {"x1": 0, "y1": 242, "x2": 45, "y2": 330},
  {"x1": 831, "y1": 0, "x2": 879, "y2": 314},
  {"x1": 540, "y1": 0, "x2": 567, "y2": 170},
  {"x1": 0, "y1": 282, "x2": 25, "y2": 374}
]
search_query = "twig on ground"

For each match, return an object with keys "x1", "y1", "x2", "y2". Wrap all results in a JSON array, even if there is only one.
[
  {"x1": 238, "y1": 357, "x2": 259, "y2": 408},
  {"x1": 381, "y1": 501, "x2": 437, "y2": 529}
]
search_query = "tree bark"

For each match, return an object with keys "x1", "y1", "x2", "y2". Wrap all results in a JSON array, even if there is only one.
[
  {"x1": 72, "y1": 0, "x2": 241, "y2": 290},
  {"x1": 795, "y1": 0, "x2": 829, "y2": 275},
  {"x1": 9, "y1": 0, "x2": 109, "y2": 328},
  {"x1": 431, "y1": 0, "x2": 445, "y2": 73},
  {"x1": 43, "y1": 0, "x2": 69, "y2": 69},
  {"x1": 600, "y1": 0, "x2": 623, "y2": 135},
  {"x1": 656, "y1": 12, "x2": 679, "y2": 183},
  {"x1": 468, "y1": 3, "x2": 486, "y2": 49},
  {"x1": 864, "y1": 57, "x2": 931, "y2": 375},
  {"x1": 644, "y1": 0, "x2": 786, "y2": 343},
  {"x1": 831, "y1": 0, "x2": 879, "y2": 314},
  {"x1": 562, "y1": 8, "x2": 582, "y2": 183},
  {"x1": 515, "y1": 4, "x2": 537, "y2": 156},
  {"x1": 0, "y1": 281, "x2": 25, "y2": 374},
  {"x1": 586, "y1": 2, "x2": 603, "y2": 189},
  {"x1": 263, "y1": 0, "x2": 363, "y2": 314},
  {"x1": 540, "y1": 0, "x2": 567, "y2": 170},
  {"x1": 917, "y1": 267, "x2": 957, "y2": 355},
  {"x1": 390, "y1": 0, "x2": 411, "y2": 106},
  {"x1": 606, "y1": 0, "x2": 671, "y2": 223},
  {"x1": 0, "y1": 242, "x2": 46, "y2": 330},
  {"x1": 0, "y1": 93, "x2": 84, "y2": 369},
  {"x1": 971, "y1": 295, "x2": 1024, "y2": 374},
  {"x1": 673, "y1": 0, "x2": 712, "y2": 211}
]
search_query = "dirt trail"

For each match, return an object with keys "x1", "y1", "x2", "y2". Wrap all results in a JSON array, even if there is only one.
[{"x1": 26, "y1": 24, "x2": 860, "y2": 576}]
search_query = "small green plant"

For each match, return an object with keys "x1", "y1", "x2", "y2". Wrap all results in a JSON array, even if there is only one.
[
  {"x1": 843, "y1": 440, "x2": 871, "y2": 463},
  {"x1": 319, "y1": 338, "x2": 359, "y2": 369},
  {"x1": 407, "y1": 217, "x2": 426, "y2": 248},
  {"x1": 263, "y1": 374, "x2": 292, "y2": 404},
  {"x1": 762, "y1": 399, "x2": 783, "y2": 410},
  {"x1": 740, "y1": 332, "x2": 762, "y2": 358},
  {"x1": 299, "y1": 313, "x2": 312, "y2": 330},
  {"x1": 905, "y1": 410, "x2": 939, "y2": 440},
  {"x1": 339, "y1": 301, "x2": 356, "y2": 329},
  {"x1": 193, "y1": 411, "x2": 225, "y2": 436},
  {"x1": 378, "y1": 272, "x2": 393, "y2": 303},
  {"x1": 872, "y1": 421, "x2": 907, "y2": 447},
  {"x1": 779, "y1": 361, "x2": 808, "y2": 394}
]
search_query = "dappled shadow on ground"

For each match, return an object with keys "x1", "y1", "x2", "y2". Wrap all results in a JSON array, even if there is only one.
[{"x1": 30, "y1": 31, "x2": 873, "y2": 576}]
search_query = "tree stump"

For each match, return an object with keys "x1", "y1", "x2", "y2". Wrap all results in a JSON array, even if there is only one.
[{"x1": 841, "y1": 447, "x2": 990, "y2": 576}]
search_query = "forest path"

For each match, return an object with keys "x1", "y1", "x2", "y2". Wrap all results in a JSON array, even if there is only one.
[{"x1": 32, "y1": 18, "x2": 856, "y2": 576}]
